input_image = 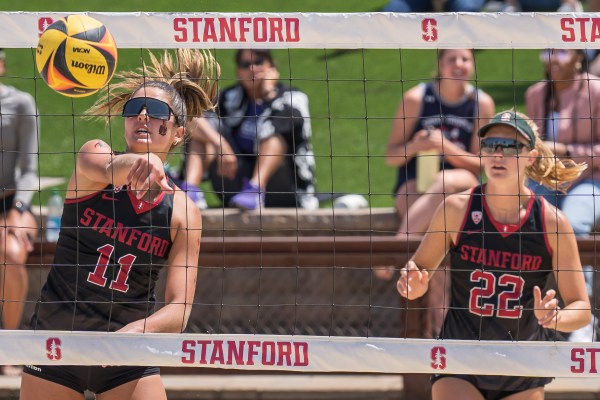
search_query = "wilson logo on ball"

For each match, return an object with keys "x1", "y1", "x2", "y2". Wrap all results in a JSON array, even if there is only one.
[{"x1": 35, "y1": 14, "x2": 118, "y2": 98}]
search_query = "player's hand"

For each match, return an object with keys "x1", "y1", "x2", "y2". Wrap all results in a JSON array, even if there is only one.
[
  {"x1": 533, "y1": 286, "x2": 561, "y2": 329},
  {"x1": 126, "y1": 154, "x2": 174, "y2": 200},
  {"x1": 396, "y1": 261, "x2": 429, "y2": 300}
]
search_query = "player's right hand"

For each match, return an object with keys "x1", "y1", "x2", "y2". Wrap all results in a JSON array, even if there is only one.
[
  {"x1": 396, "y1": 260, "x2": 429, "y2": 300},
  {"x1": 127, "y1": 154, "x2": 173, "y2": 200}
]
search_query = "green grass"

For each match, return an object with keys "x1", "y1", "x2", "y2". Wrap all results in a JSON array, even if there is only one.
[{"x1": 0, "y1": 1, "x2": 546, "y2": 207}]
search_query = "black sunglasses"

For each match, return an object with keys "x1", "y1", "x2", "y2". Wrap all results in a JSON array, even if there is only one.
[
  {"x1": 122, "y1": 97, "x2": 179, "y2": 125},
  {"x1": 238, "y1": 56, "x2": 265, "y2": 69},
  {"x1": 480, "y1": 138, "x2": 529, "y2": 156}
]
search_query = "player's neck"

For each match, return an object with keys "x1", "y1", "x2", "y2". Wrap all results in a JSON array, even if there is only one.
[{"x1": 484, "y1": 188, "x2": 530, "y2": 225}]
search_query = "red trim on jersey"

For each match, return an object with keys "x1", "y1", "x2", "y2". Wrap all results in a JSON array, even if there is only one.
[
  {"x1": 64, "y1": 190, "x2": 103, "y2": 204},
  {"x1": 127, "y1": 190, "x2": 166, "y2": 215},
  {"x1": 453, "y1": 186, "x2": 478, "y2": 246},
  {"x1": 482, "y1": 186, "x2": 534, "y2": 238},
  {"x1": 540, "y1": 197, "x2": 554, "y2": 257}
]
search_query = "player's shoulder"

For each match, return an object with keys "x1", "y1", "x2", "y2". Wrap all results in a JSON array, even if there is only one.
[
  {"x1": 541, "y1": 197, "x2": 572, "y2": 234},
  {"x1": 79, "y1": 139, "x2": 113, "y2": 153},
  {"x1": 444, "y1": 188, "x2": 474, "y2": 213},
  {"x1": 430, "y1": 188, "x2": 474, "y2": 231}
]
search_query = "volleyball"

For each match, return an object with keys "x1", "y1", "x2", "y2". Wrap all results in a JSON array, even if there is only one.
[{"x1": 35, "y1": 15, "x2": 118, "y2": 98}]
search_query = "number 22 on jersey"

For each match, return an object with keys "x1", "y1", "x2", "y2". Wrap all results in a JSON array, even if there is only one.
[{"x1": 469, "y1": 270, "x2": 524, "y2": 318}]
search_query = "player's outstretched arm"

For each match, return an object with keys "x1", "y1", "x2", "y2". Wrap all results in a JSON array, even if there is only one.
[
  {"x1": 396, "y1": 192, "x2": 463, "y2": 300},
  {"x1": 69, "y1": 139, "x2": 173, "y2": 200}
]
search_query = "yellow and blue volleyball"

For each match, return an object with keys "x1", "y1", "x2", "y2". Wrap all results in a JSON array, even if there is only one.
[{"x1": 36, "y1": 15, "x2": 118, "y2": 98}]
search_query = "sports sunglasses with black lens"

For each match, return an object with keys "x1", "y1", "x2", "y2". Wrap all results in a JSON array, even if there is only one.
[
  {"x1": 480, "y1": 138, "x2": 530, "y2": 156},
  {"x1": 122, "y1": 97, "x2": 179, "y2": 125}
]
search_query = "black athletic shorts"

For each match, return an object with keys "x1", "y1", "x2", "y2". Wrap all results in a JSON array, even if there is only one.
[
  {"x1": 23, "y1": 364, "x2": 160, "y2": 394},
  {"x1": 431, "y1": 374, "x2": 552, "y2": 400}
]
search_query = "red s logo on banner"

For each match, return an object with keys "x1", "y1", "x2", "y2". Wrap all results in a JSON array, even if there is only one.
[
  {"x1": 422, "y1": 18, "x2": 438, "y2": 42},
  {"x1": 431, "y1": 346, "x2": 446, "y2": 370},
  {"x1": 46, "y1": 337, "x2": 62, "y2": 361},
  {"x1": 38, "y1": 17, "x2": 54, "y2": 37}
]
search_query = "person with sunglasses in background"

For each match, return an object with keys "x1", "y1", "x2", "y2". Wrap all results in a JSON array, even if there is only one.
[
  {"x1": 20, "y1": 49, "x2": 217, "y2": 400},
  {"x1": 181, "y1": 49, "x2": 317, "y2": 211},
  {"x1": 525, "y1": 48, "x2": 600, "y2": 342},
  {"x1": 396, "y1": 110, "x2": 590, "y2": 400},
  {"x1": 0, "y1": 49, "x2": 40, "y2": 376}
]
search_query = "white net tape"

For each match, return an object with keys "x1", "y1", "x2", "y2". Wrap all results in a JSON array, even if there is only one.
[
  {"x1": 2, "y1": 330, "x2": 599, "y2": 377},
  {"x1": 0, "y1": 11, "x2": 598, "y2": 49}
]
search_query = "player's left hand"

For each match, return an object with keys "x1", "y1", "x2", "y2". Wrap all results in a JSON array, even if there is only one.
[
  {"x1": 533, "y1": 286, "x2": 561, "y2": 329},
  {"x1": 115, "y1": 320, "x2": 146, "y2": 334}
]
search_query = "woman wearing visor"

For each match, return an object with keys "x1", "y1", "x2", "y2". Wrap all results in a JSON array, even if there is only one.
[
  {"x1": 396, "y1": 111, "x2": 591, "y2": 399},
  {"x1": 20, "y1": 49, "x2": 218, "y2": 400}
]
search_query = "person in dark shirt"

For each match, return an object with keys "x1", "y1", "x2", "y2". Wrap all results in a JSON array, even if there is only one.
[
  {"x1": 20, "y1": 49, "x2": 218, "y2": 400},
  {"x1": 182, "y1": 49, "x2": 317, "y2": 211},
  {"x1": 385, "y1": 49, "x2": 495, "y2": 238},
  {"x1": 397, "y1": 111, "x2": 591, "y2": 399}
]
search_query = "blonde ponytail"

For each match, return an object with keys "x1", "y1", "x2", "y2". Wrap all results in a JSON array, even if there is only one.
[{"x1": 521, "y1": 112, "x2": 587, "y2": 192}]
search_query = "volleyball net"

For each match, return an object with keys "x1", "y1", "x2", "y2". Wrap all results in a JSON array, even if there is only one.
[{"x1": 0, "y1": 11, "x2": 599, "y2": 377}]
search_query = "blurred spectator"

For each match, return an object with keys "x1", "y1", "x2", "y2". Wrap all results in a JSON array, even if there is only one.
[
  {"x1": 184, "y1": 49, "x2": 318, "y2": 211},
  {"x1": 174, "y1": 116, "x2": 238, "y2": 210},
  {"x1": 383, "y1": 0, "x2": 485, "y2": 12},
  {"x1": 526, "y1": 49, "x2": 600, "y2": 236},
  {"x1": 0, "y1": 49, "x2": 40, "y2": 375},
  {"x1": 482, "y1": 0, "x2": 582, "y2": 12},
  {"x1": 526, "y1": 48, "x2": 600, "y2": 341},
  {"x1": 587, "y1": 1, "x2": 600, "y2": 76},
  {"x1": 385, "y1": 49, "x2": 495, "y2": 238}
]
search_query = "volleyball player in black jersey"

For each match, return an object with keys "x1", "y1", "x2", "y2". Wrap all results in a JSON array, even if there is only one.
[
  {"x1": 397, "y1": 111, "x2": 591, "y2": 400},
  {"x1": 20, "y1": 49, "x2": 218, "y2": 400}
]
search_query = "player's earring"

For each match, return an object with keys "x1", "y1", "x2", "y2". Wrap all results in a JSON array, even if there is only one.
[{"x1": 173, "y1": 139, "x2": 180, "y2": 146}]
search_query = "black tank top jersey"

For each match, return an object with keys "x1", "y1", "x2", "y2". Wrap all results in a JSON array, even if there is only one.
[
  {"x1": 443, "y1": 185, "x2": 554, "y2": 342},
  {"x1": 31, "y1": 185, "x2": 174, "y2": 332},
  {"x1": 395, "y1": 81, "x2": 479, "y2": 192}
]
